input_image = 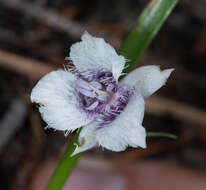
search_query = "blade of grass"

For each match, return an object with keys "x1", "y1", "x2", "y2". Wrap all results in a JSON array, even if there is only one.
[
  {"x1": 119, "y1": 0, "x2": 178, "y2": 74},
  {"x1": 147, "y1": 132, "x2": 178, "y2": 140},
  {"x1": 45, "y1": 0, "x2": 178, "y2": 189}
]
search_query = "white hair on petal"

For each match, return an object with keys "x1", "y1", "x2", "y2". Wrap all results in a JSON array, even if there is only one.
[
  {"x1": 31, "y1": 70, "x2": 92, "y2": 131},
  {"x1": 96, "y1": 92, "x2": 146, "y2": 151},
  {"x1": 120, "y1": 65, "x2": 174, "y2": 99}
]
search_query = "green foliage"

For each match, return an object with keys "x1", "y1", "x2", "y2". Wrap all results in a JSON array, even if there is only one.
[
  {"x1": 120, "y1": 0, "x2": 178, "y2": 74},
  {"x1": 46, "y1": 131, "x2": 82, "y2": 190}
]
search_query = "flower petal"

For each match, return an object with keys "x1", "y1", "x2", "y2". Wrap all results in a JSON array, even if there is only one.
[
  {"x1": 71, "y1": 124, "x2": 97, "y2": 156},
  {"x1": 68, "y1": 31, "x2": 125, "y2": 80},
  {"x1": 96, "y1": 92, "x2": 146, "y2": 151},
  {"x1": 121, "y1": 65, "x2": 174, "y2": 98},
  {"x1": 31, "y1": 70, "x2": 92, "y2": 131}
]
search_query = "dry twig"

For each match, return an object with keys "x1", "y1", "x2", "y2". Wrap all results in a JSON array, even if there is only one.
[
  {"x1": 146, "y1": 96, "x2": 206, "y2": 126},
  {"x1": 0, "y1": 50, "x2": 57, "y2": 81}
]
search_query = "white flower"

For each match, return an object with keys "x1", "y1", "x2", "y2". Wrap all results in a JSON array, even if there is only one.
[{"x1": 30, "y1": 32, "x2": 174, "y2": 156}]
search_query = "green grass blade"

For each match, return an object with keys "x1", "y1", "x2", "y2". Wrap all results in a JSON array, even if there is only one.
[
  {"x1": 119, "y1": 0, "x2": 178, "y2": 74},
  {"x1": 147, "y1": 132, "x2": 178, "y2": 140}
]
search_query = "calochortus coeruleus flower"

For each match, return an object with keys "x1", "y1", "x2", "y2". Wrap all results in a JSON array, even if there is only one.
[{"x1": 31, "y1": 32, "x2": 174, "y2": 156}]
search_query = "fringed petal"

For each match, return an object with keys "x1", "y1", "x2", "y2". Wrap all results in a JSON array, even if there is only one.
[
  {"x1": 121, "y1": 65, "x2": 174, "y2": 98},
  {"x1": 96, "y1": 92, "x2": 146, "y2": 151},
  {"x1": 31, "y1": 70, "x2": 92, "y2": 131},
  {"x1": 68, "y1": 32, "x2": 125, "y2": 81}
]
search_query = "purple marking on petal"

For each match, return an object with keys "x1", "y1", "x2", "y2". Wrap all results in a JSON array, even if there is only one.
[
  {"x1": 75, "y1": 70, "x2": 133, "y2": 127},
  {"x1": 97, "y1": 87, "x2": 133, "y2": 128},
  {"x1": 106, "y1": 83, "x2": 114, "y2": 92}
]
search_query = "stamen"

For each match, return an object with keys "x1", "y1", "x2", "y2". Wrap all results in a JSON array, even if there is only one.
[
  {"x1": 78, "y1": 88, "x2": 95, "y2": 98},
  {"x1": 85, "y1": 101, "x2": 99, "y2": 110},
  {"x1": 76, "y1": 79, "x2": 92, "y2": 90},
  {"x1": 97, "y1": 94, "x2": 108, "y2": 102},
  {"x1": 89, "y1": 81, "x2": 102, "y2": 89}
]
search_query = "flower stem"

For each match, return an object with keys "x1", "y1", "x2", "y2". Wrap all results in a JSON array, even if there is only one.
[
  {"x1": 120, "y1": 0, "x2": 178, "y2": 74},
  {"x1": 45, "y1": 131, "x2": 82, "y2": 190}
]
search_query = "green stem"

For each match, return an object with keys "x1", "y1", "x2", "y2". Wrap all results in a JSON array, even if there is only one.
[
  {"x1": 147, "y1": 132, "x2": 178, "y2": 140},
  {"x1": 45, "y1": 0, "x2": 178, "y2": 189},
  {"x1": 119, "y1": 0, "x2": 178, "y2": 74},
  {"x1": 46, "y1": 131, "x2": 82, "y2": 190}
]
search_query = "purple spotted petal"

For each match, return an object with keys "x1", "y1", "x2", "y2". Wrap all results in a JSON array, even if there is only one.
[{"x1": 75, "y1": 70, "x2": 133, "y2": 127}]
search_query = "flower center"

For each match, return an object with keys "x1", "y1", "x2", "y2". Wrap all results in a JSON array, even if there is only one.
[{"x1": 75, "y1": 71, "x2": 133, "y2": 126}]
